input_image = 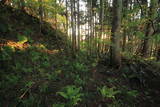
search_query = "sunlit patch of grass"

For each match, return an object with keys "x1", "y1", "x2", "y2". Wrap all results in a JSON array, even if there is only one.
[
  {"x1": 7, "y1": 41, "x2": 30, "y2": 50},
  {"x1": 144, "y1": 57, "x2": 156, "y2": 61},
  {"x1": 3, "y1": 40, "x2": 60, "y2": 54}
]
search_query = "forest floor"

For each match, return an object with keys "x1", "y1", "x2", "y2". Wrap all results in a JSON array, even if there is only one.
[{"x1": 0, "y1": 4, "x2": 160, "y2": 107}]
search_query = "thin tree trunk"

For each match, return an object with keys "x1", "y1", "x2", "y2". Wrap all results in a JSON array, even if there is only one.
[
  {"x1": 122, "y1": 30, "x2": 127, "y2": 52},
  {"x1": 157, "y1": 45, "x2": 160, "y2": 61},
  {"x1": 65, "y1": 0, "x2": 68, "y2": 35},
  {"x1": 73, "y1": 0, "x2": 77, "y2": 51},
  {"x1": 38, "y1": 0, "x2": 43, "y2": 33},
  {"x1": 90, "y1": 0, "x2": 93, "y2": 54},
  {"x1": 122, "y1": 0, "x2": 129, "y2": 52},
  {"x1": 77, "y1": 0, "x2": 80, "y2": 50},
  {"x1": 98, "y1": 0, "x2": 104, "y2": 56},
  {"x1": 71, "y1": 0, "x2": 76, "y2": 54}
]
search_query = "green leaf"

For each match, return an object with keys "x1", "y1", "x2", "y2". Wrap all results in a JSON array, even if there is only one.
[
  {"x1": 57, "y1": 92, "x2": 68, "y2": 99},
  {"x1": 127, "y1": 90, "x2": 139, "y2": 97},
  {"x1": 17, "y1": 35, "x2": 28, "y2": 44}
]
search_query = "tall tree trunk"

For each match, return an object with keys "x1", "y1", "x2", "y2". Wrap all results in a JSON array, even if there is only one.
[
  {"x1": 122, "y1": 0, "x2": 129, "y2": 52},
  {"x1": 90, "y1": 0, "x2": 93, "y2": 54},
  {"x1": 87, "y1": 0, "x2": 91, "y2": 55},
  {"x1": 77, "y1": 0, "x2": 80, "y2": 50},
  {"x1": 110, "y1": 0, "x2": 122, "y2": 67},
  {"x1": 38, "y1": 0, "x2": 43, "y2": 33},
  {"x1": 98, "y1": 0, "x2": 104, "y2": 56},
  {"x1": 54, "y1": 0, "x2": 57, "y2": 30},
  {"x1": 71, "y1": 0, "x2": 76, "y2": 54},
  {"x1": 141, "y1": 0, "x2": 158, "y2": 57},
  {"x1": 65, "y1": 0, "x2": 68, "y2": 35}
]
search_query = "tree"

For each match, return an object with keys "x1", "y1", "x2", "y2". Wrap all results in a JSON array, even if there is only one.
[
  {"x1": 110, "y1": 0, "x2": 122, "y2": 67},
  {"x1": 140, "y1": 0, "x2": 147, "y2": 17},
  {"x1": 122, "y1": 0, "x2": 129, "y2": 52},
  {"x1": 38, "y1": 0, "x2": 44, "y2": 33},
  {"x1": 77, "y1": 0, "x2": 80, "y2": 50},
  {"x1": 157, "y1": 46, "x2": 160, "y2": 61},
  {"x1": 70, "y1": 0, "x2": 76, "y2": 54},
  {"x1": 141, "y1": 0, "x2": 158, "y2": 57},
  {"x1": 98, "y1": 0, "x2": 104, "y2": 55}
]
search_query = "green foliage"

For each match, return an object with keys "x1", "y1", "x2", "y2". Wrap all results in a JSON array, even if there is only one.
[
  {"x1": 6, "y1": 74, "x2": 20, "y2": 85},
  {"x1": 122, "y1": 51, "x2": 135, "y2": 60},
  {"x1": 108, "y1": 100, "x2": 123, "y2": 107},
  {"x1": 0, "y1": 22, "x2": 8, "y2": 33},
  {"x1": 28, "y1": 36, "x2": 34, "y2": 43},
  {"x1": 41, "y1": 54, "x2": 50, "y2": 67},
  {"x1": 154, "y1": 34, "x2": 160, "y2": 43},
  {"x1": 25, "y1": 81, "x2": 34, "y2": 88},
  {"x1": 98, "y1": 86, "x2": 120, "y2": 99},
  {"x1": 57, "y1": 85, "x2": 83, "y2": 106},
  {"x1": 74, "y1": 75, "x2": 86, "y2": 86},
  {"x1": 73, "y1": 62, "x2": 88, "y2": 72},
  {"x1": 119, "y1": 86, "x2": 139, "y2": 105},
  {"x1": 12, "y1": 62, "x2": 23, "y2": 72},
  {"x1": 22, "y1": 67, "x2": 33, "y2": 73},
  {"x1": 52, "y1": 103, "x2": 65, "y2": 107},
  {"x1": 2, "y1": 46, "x2": 15, "y2": 53},
  {"x1": 107, "y1": 78, "x2": 118, "y2": 83},
  {"x1": 1, "y1": 0, "x2": 160, "y2": 106},
  {"x1": 46, "y1": 72, "x2": 59, "y2": 81},
  {"x1": 29, "y1": 50, "x2": 41, "y2": 62},
  {"x1": 28, "y1": 48, "x2": 50, "y2": 69},
  {"x1": 19, "y1": 95, "x2": 39, "y2": 107},
  {"x1": 136, "y1": 31, "x2": 145, "y2": 39},
  {"x1": 24, "y1": 28, "x2": 33, "y2": 36},
  {"x1": 39, "y1": 83, "x2": 49, "y2": 93},
  {"x1": 17, "y1": 34, "x2": 28, "y2": 44},
  {"x1": 0, "y1": 46, "x2": 14, "y2": 60},
  {"x1": 127, "y1": 90, "x2": 139, "y2": 98}
]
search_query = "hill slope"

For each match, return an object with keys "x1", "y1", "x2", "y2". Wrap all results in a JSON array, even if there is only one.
[{"x1": 0, "y1": 3, "x2": 66, "y2": 49}]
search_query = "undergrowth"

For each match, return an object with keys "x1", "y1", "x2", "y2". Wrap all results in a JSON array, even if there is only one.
[{"x1": 0, "y1": 44, "x2": 148, "y2": 107}]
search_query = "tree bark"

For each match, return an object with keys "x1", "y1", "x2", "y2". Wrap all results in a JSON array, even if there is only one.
[
  {"x1": 122, "y1": 0, "x2": 129, "y2": 52},
  {"x1": 110, "y1": 0, "x2": 122, "y2": 67},
  {"x1": 65, "y1": 0, "x2": 68, "y2": 35},
  {"x1": 157, "y1": 46, "x2": 160, "y2": 61},
  {"x1": 141, "y1": 0, "x2": 158, "y2": 57},
  {"x1": 71, "y1": 0, "x2": 76, "y2": 54},
  {"x1": 77, "y1": 0, "x2": 80, "y2": 50},
  {"x1": 38, "y1": 0, "x2": 43, "y2": 33},
  {"x1": 98, "y1": 0, "x2": 104, "y2": 56}
]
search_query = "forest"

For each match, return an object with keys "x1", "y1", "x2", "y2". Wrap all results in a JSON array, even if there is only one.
[{"x1": 0, "y1": 0, "x2": 160, "y2": 106}]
